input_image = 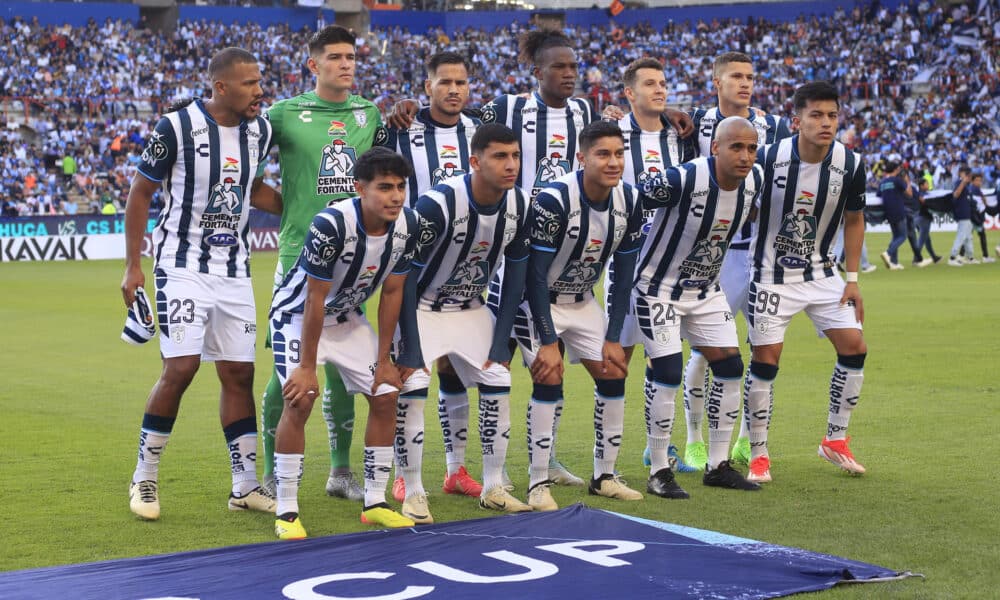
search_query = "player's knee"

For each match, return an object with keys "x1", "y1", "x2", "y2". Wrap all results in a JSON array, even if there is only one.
[
  {"x1": 368, "y1": 394, "x2": 397, "y2": 420},
  {"x1": 219, "y1": 362, "x2": 254, "y2": 390},
  {"x1": 837, "y1": 353, "x2": 866, "y2": 370},
  {"x1": 437, "y1": 371, "x2": 464, "y2": 394},
  {"x1": 749, "y1": 360, "x2": 779, "y2": 381},
  {"x1": 649, "y1": 353, "x2": 683, "y2": 386},
  {"x1": 709, "y1": 355, "x2": 744, "y2": 380},
  {"x1": 160, "y1": 357, "x2": 200, "y2": 389},
  {"x1": 595, "y1": 378, "x2": 626, "y2": 398}
]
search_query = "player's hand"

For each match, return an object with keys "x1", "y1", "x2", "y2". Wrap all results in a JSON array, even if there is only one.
[
  {"x1": 601, "y1": 341, "x2": 628, "y2": 376},
  {"x1": 602, "y1": 104, "x2": 625, "y2": 121},
  {"x1": 283, "y1": 367, "x2": 319, "y2": 409},
  {"x1": 840, "y1": 282, "x2": 864, "y2": 324},
  {"x1": 529, "y1": 343, "x2": 564, "y2": 383},
  {"x1": 387, "y1": 99, "x2": 420, "y2": 129},
  {"x1": 751, "y1": 107, "x2": 766, "y2": 118},
  {"x1": 373, "y1": 359, "x2": 403, "y2": 395},
  {"x1": 121, "y1": 265, "x2": 145, "y2": 307},
  {"x1": 397, "y1": 365, "x2": 428, "y2": 384},
  {"x1": 664, "y1": 107, "x2": 694, "y2": 138}
]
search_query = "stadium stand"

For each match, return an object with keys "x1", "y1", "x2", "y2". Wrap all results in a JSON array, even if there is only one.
[{"x1": 0, "y1": 0, "x2": 997, "y2": 217}]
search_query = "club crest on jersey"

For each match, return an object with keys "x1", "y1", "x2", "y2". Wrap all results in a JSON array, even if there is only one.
[
  {"x1": 141, "y1": 131, "x2": 169, "y2": 167},
  {"x1": 317, "y1": 140, "x2": 357, "y2": 195},
  {"x1": 201, "y1": 177, "x2": 244, "y2": 246},
  {"x1": 223, "y1": 156, "x2": 240, "y2": 173},
  {"x1": 328, "y1": 120, "x2": 347, "y2": 137},
  {"x1": 532, "y1": 153, "x2": 571, "y2": 192},
  {"x1": 432, "y1": 162, "x2": 465, "y2": 185},
  {"x1": 353, "y1": 109, "x2": 367, "y2": 128}
]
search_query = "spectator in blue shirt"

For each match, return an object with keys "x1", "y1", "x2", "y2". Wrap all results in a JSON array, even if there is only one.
[
  {"x1": 948, "y1": 166, "x2": 975, "y2": 266},
  {"x1": 879, "y1": 161, "x2": 918, "y2": 270}
]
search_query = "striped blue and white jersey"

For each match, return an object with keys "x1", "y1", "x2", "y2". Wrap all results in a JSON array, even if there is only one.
[
  {"x1": 412, "y1": 175, "x2": 530, "y2": 312},
  {"x1": 530, "y1": 170, "x2": 644, "y2": 304},
  {"x1": 691, "y1": 106, "x2": 791, "y2": 250},
  {"x1": 480, "y1": 92, "x2": 594, "y2": 199},
  {"x1": 137, "y1": 99, "x2": 272, "y2": 278},
  {"x1": 637, "y1": 157, "x2": 763, "y2": 301},
  {"x1": 752, "y1": 136, "x2": 866, "y2": 285},
  {"x1": 270, "y1": 197, "x2": 418, "y2": 318},
  {"x1": 383, "y1": 108, "x2": 480, "y2": 207}
]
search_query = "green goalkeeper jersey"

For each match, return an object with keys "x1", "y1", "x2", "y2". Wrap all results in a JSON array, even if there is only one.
[{"x1": 266, "y1": 91, "x2": 387, "y2": 260}]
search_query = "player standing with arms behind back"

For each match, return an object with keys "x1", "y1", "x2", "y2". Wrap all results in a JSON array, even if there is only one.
[{"x1": 745, "y1": 81, "x2": 869, "y2": 483}]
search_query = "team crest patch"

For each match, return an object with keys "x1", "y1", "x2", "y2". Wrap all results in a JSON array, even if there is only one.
[
  {"x1": 353, "y1": 109, "x2": 367, "y2": 128},
  {"x1": 756, "y1": 316, "x2": 770, "y2": 334},
  {"x1": 317, "y1": 140, "x2": 357, "y2": 195},
  {"x1": 141, "y1": 131, "x2": 169, "y2": 167},
  {"x1": 171, "y1": 325, "x2": 186, "y2": 344}
]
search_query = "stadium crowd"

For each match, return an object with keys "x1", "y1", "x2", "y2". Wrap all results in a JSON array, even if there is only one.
[{"x1": 1, "y1": 0, "x2": 998, "y2": 217}]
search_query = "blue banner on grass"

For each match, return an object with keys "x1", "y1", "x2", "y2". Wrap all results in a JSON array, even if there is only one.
[{"x1": 0, "y1": 504, "x2": 913, "y2": 599}]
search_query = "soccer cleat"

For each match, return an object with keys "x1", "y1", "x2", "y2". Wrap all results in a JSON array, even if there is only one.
[
  {"x1": 261, "y1": 474, "x2": 276, "y2": 497},
  {"x1": 527, "y1": 480, "x2": 559, "y2": 511},
  {"x1": 861, "y1": 264, "x2": 878, "y2": 273},
  {"x1": 361, "y1": 503, "x2": 416, "y2": 528},
  {"x1": 392, "y1": 476, "x2": 406, "y2": 503},
  {"x1": 747, "y1": 455, "x2": 772, "y2": 483},
  {"x1": 642, "y1": 446, "x2": 651, "y2": 467},
  {"x1": 818, "y1": 437, "x2": 866, "y2": 474},
  {"x1": 501, "y1": 466, "x2": 515, "y2": 491},
  {"x1": 275, "y1": 513, "x2": 307, "y2": 540},
  {"x1": 982, "y1": 256, "x2": 997, "y2": 264},
  {"x1": 729, "y1": 437, "x2": 751, "y2": 466},
  {"x1": 588, "y1": 473, "x2": 644, "y2": 500},
  {"x1": 646, "y1": 468, "x2": 690, "y2": 499},
  {"x1": 479, "y1": 486, "x2": 532, "y2": 513},
  {"x1": 914, "y1": 258, "x2": 933, "y2": 268},
  {"x1": 548, "y1": 459, "x2": 585, "y2": 486},
  {"x1": 948, "y1": 257, "x2": 964, "y2": 267},
  {"x1": 228, "y1": 486, "x2": 277, "y2": 513},
  {"x1": 442, "y1": 466, "x2": 483, "y2": 497},
  {"x1": 703, "y1": 460, "x2": 761, "y2": 491},
  {"x1": 684, "y1": 441, "x2": 708, "y2": 471},
  {"x1": 879, "y1": 251, "x2": 892, "y2": 268},
  {"x1": 932, "y1": 255, "x2": 944, "y2": 264},
  {"x1": 326, "y1": 472, "x2": 364, "y2": 502},
  {"x1": 129, "y1": 480, "x2": 160, "y2": 520},
  {"x1": 401, "y1": 493, "x2": 434, "y2": 524},
  {"x1": 669, "y1": 445, "x2": 698, "y2": 472}
]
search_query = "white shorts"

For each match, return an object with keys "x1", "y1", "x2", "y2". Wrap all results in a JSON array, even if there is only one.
[
  {"x1": 398, "y1": 306, "x2": 512, "y2": 393},
  {"x1": 719, "y1": 248, "x2": 751, "y2": 316},
  {"x1": 270, "y1": 310, "x2": 398, "y2": 397},
  {"x1": 633, "y1": 290, "x2": 738, "y2": 359},
  {"x1": 154, "y1": 266, "x2": 256, "y2": 361},
  {"x1": 515, "y1": 297, "x2": 606, "y2": 366},
  {"x1": 603, "y1": 258, "x2": 644, "y2": 348},
  {"x1": 746, "y1": 277, "x2": 863, "y2": 346}
]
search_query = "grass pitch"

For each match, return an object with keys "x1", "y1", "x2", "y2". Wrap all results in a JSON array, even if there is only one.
[{"x1": 1, "y1": 231, "x2": 998, "y2": 598}]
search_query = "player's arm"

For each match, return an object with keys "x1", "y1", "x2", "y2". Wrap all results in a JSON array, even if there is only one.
[
  {"x1": 489, "y1": 234, "x2": 529, "y2": 366},
  {"x1": 841, "y1": 160, "x2": 867, "y2": 324},
  {"x1": 396, "y1": 205, "x2": 443, "y2": 372},
  {"x1": 283, "y1": 274, "x2": 331, "y2": 406},
  {"x1": 250, "y1": 177, "x2": 283, "y2": 215},
  {"x1": 639, "y1": 166, "x2": 682, "y2": 209},
  {"x1": 122, "y1": 117, "x2": 176, "y2": 306},
  {"x1": 663, "y1": 107, "x2": 694, "y2": 138},
  {"x1": 376, "y1": 272, "x2": 407, "y2": 394},
  {"x1": 525, "y1": 192, "x2": 565, "y2": 382},
  {"x1": 386, "y1": 98, "x2": 420, "y2": 129}
]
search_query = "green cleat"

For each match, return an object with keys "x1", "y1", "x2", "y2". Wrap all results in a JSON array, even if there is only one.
[
  {"x1": 730, "y1": 437, "x2": 751, "y2": 466},
  {"x1": 684, "y1": 441, "x2": 708, "y2": 471}
]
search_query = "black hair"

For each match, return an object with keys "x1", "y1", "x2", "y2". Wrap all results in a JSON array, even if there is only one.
[
  {"x1": 517, "y1": 28, "x2": 572, "y2": 66},
  {"x1": 471, "y1": 123, "x2": 519, "y2": 154},
  {"x1": 354, "y1": 147, "x2": 411, "y2": 182},
  {"x1": 208, "y1": 47, "x2": 258, "y2": 80},
  {"x1": 308, "y1": 25, "x2": 355, "y2": 57},
  {"x1": 579, "y1": 120, "x2": 624, "y2": 153},
  {"x1": 792, "y1": 81, "x2": 840, "y2": 112},
  {"x1": 425, "y1": 51, "x2": 469, "y2": 78}
]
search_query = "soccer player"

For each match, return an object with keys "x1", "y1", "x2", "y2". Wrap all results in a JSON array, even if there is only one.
[
  {"x1": 270, "y1": 147, "x2": 417, "y2": 540},
  {"x1": 608, "y1": 57, "x2": 697, "y2": 474},
  {"x1": 384, "y1": 52, "x2": 486, "y2": 501},
  {"x1": 260, "y1": 25, "x2": 388, "y2": 502},
  {"x1": 635, "y1": 117, "x2": 764, "y2": 496},
  {"x1": 121, "y1": 48, "x2": 279, "y2": 520},
  {"x1": 394, "y1": 124, "x2": 532, "y2": 522},
  {"x1": 745, "y1": 81, "x2": 869, "y2": 483},
  {"x1": 683, "y1": 52, "x2": 793, "y2": 474},
  {"x1": 523, "y1": 121, "x2": 645, "y2": 510}
]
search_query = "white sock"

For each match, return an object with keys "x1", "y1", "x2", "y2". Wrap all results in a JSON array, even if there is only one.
[
  {"x1": 684, "y1": 351, "x2": 710, "y2": 444},
  {"x1": 395, "y1": 394, "x2": 426, "y2": 498},
  {"x1": 548, "y1": 396, "x2": 565, "y2": 466},
  {"x1": 479, "y1": 388, "x2": 511, "y2": 492},
  {"x1": 228, "y1": 433, "x2": 260, "y2": 495},
  {"x1": 645, "y1": 378, "x2": 677, "y2": 473},
  {"x1": 528, "y1": 399, "x2": 556, "y2": 488},
  {"x1": 439, "y1": 390, "x2": 469, "y2": 476},
  {"x1": 133, "y1": 429, "x2": 170, "y2": 484},
  {"x1": 363, "y1": 446, "x2": 393, "y2": 507},
  {"x1": 828, "y1": 362, "x2": 863, "y2": 441},
  {"x1": 707, "y1": 377, "x2": 741, "y2": 469},
  {"x1": 593, "y1": 384, "x2": 625, "y2": 478},
  {"x1": 745, "y1": 370, "x2": 775, "y2": 460},
  {"x1": 275, "y1": 453, "x2": 304, "y2": 516}
]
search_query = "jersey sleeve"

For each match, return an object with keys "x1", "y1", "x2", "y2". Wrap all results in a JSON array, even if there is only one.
[
  {"x1": 772, "y1": 116, "x2": 793, "y2": 142},
  {"x1": 300, "y1": 212, "x2": 343, "y2": 281},
  {"x1": 616, "y1": 186, "x2": 645, "y2": 254},
  {"x1": 372, "y1": 109, "x2": 389, "y2": 148},
  {"x1": 479, "y1": 95, "x2": 507, "y2": 125},
  {"x1": 412, "y1": 194, "x2": 447, "y2": 265},
  {"x1": 639, "y1": 166, "x2": 683, "y2": 209},
  {"x1": 136, "y1": 117, "x2": 177, "y2": 182},
  {"x1": 528, "y1": 189, "x2": 566, "y2": 252},
  {"x1": 846, "y1": 158, "x2": 867, "y2": 212},
  {"x1": 391, "y1": 209, "x2": 420, "y2": 274}
]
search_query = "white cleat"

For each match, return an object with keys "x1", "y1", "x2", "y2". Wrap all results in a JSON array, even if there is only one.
[
  {"x1": 588, "y1": 474, "x2": 644, "y2": 500},
  {"x1": 548, "y1": 460, "x2": 585, "y2": 486},
  {"x1": 228, "y1": 486, "x2": 277, "y2": 513},
  {"x1": 129, "y1": 480, "x2": 160, "y2": 520},
  {"x1": 527, "y1": 481, "x2": 559, "y2": 511},
  {"x1": 401, "y1": 493, "x2": 434, "y2": 524},
  {"x1": 479, "y1": 486, "x2": 532, "y2": 513},
  {"x1": 326, "y1": 472, "x2": 365, "y2": 502}
]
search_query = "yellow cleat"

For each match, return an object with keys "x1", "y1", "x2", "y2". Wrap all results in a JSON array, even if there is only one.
[
  {"x1": 361, "y1": 504, "x2": 416, "y2": 528},
  {"x1": 275, "y1": 515, "x2": 307, "y2": 540}
]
